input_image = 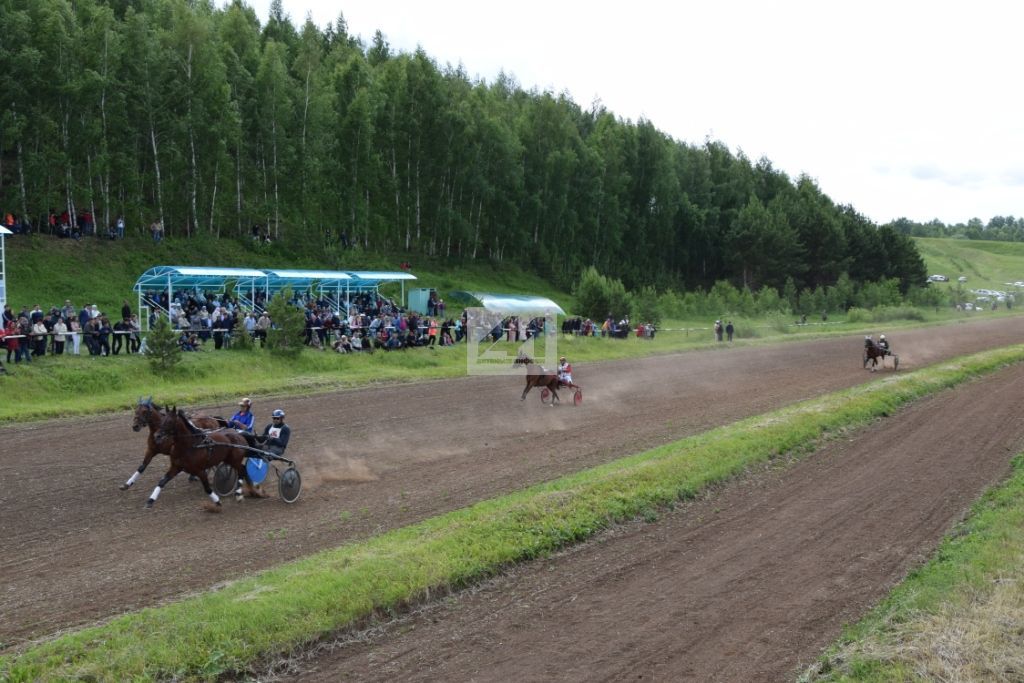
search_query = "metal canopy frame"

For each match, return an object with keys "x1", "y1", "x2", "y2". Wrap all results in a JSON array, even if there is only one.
[
  {"x1": 132, "y1": 266, "x2": 418, "y2": 323},
  {"x1": 133, "y1": 266, "x2": 268, "y2": 327}
]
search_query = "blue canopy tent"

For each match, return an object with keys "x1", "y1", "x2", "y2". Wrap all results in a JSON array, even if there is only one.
[
  {"x1": 134, "y1": 266, "x2": 419, "y2": 324},
  {"x1": 235, "y1": 269, "x2": 354, "y2": 313},
  {"x1": 345, "y1": 271, "x2": 417, "y2": 311},
  {"x1": 133, "y1": 265, "x2": 268, "y2": 327}
]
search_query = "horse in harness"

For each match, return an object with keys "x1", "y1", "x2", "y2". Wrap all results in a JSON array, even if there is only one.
[
  {"x1": 122, "y1": 397, "x2": 227, "y2": 490},
  {"x1": 863, "y1": 338, "x2": 898, "y2": 371},
  {"x1": 146, "y1": 407, "x2": 255, "y2": 511}
]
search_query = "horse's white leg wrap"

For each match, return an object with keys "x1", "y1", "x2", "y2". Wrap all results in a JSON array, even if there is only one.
[
  {"x1": 149, "y1": 485, "x2": 162, "y2": 501},
  {"x1": 125, "y1": 471, "x2": 140, "y2": 487},
  {"x1": 209, "y1": 491, "x2": 220, "y2": 504}
]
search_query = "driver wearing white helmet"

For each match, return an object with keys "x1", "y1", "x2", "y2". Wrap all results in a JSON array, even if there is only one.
[
  {"x1": 558, "y1": 356, "x2": 573, "y2": 386},
  {"x1": 877, "y1": 334, "x2": 889, "y2": 354}
]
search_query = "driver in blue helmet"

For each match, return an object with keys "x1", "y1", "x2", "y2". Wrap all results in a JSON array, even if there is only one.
[{"x1": 257, "y1": 408, "x2": 291, "y2": 457}]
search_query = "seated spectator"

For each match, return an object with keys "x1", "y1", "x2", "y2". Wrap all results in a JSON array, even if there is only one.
[{"x1": 178, "y1": 332, "x2": 200, "y2": 352}]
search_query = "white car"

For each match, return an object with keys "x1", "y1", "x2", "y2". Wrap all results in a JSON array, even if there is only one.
[
  {"x1": 958, "y1": 276, "x2": 968, "y2": 282},
  {"x1": 929, "y1": 274, "x2": 949, "y2": 282},
  {"x1": 964, "y1": 303, "x2": 975, "y2": 311}
]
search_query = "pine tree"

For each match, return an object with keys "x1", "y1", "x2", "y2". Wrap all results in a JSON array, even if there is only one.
[
  {"x1": 265, "y1": 288, "x2": 306, "y2": 357},
  {"x1": 144, "y1": 314, "x2": 181, "y2": 375}
]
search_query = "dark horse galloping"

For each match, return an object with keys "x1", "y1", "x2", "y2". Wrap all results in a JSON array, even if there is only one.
[
  {"x1": 122, "y1": 397, "x2": 226, "y2": 490},
  {"x1": 516, "y1": 355, "x2": 561, "y2": 405},
  {"x1": 147, "y1": 407, "x2": 253, "y2": 511}
]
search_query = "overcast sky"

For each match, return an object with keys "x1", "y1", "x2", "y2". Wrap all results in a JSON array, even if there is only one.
[{"x1": 241, "y1": 0, "x2": 1023, "y2": 226}]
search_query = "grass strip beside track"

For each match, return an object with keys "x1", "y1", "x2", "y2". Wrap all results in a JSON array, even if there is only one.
[
  {"x1": 802, "y1": 452, "x2": 1024, "y2": 682},
  {"x1": 4, "y1": 345, "x2": 1024, "y2": 682}
]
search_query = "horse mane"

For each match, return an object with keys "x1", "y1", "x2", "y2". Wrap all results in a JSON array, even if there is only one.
[{"x1": 175, "y1": 407, "x2": 204, "y2": 435}]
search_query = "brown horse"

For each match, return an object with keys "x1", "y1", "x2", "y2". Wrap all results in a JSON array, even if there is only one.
[
  {"x1": 520, "y1": 363, "x2": 561, "y2": 405},
  {"x1": 122, "y1": 397, "x2": 226, "y2": 490},
  {"x1": 863, "y1": 340, "x2": 899, "y2": 372},
  {"x1": 146, "y1": 407, "x2": 252, "y2": 510}
]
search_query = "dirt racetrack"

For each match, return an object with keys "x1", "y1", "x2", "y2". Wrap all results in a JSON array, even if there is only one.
[{"x1": 2, "y1": 318, "x2": 1024, "y2": 673}]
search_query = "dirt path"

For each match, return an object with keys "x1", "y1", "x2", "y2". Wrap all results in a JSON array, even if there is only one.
[
  {"x1": 291, "y1": 364, "x2": 1024, "y2": 683},
  {"x1": 1, "y1": 317, "x2": 1023, "y2": 654}
]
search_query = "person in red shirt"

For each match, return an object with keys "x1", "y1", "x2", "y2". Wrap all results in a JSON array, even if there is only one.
[{"x1": 558, "y1": 356, "x2": 573, "y2": 386}]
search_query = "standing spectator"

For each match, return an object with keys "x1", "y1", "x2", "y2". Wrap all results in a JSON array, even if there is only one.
[
  {"x1": 111, "y1": 319, "x2": 127, "y2": 355},
  {"x1": 428, "y1": 317, "x2": 439, "y2": 347},
  {"x1": 714, "y1": 320, "x2": 723, "y2": 342},
  {"x1": 726, "y1": 320, "x2": 735, "y2": 342},
  {"x1": 5, "y1": 317, "x2": 19, "y2": 363},
  {"x1": 243, "y1": 311, "x2": 256, "y2": 341},
  {"x1": 121, "y1": 299, "x2": 132, "y2": 322},
  {"x1": 213, "y1": 311, "x2": 228, "y2": 350},
  {"x1": 68, "y1": 317, "x2": 82, "y2": 355},
  {"x1": 2, "y1": 303, "x2": 13, "y2": 326},
  {"x1": 31, "y1": 317, "x2": 48, "y2": 357},
  {"x1": 52, "y1": 316, "x2": 67, "y2": 355},
  {"x1": 15, "y1": 317, "x2": 32, "y2": 362},
  {"x1": 116, "y1": 215, "x2": 125, "y2": 239},
  {"x1": 96, "y1": 316, "x2": 112, "y2": 356},
  {"x1": 61, "y1": 300, "x2": 75, "y2": 323},
  {"x1": 150, "y1": 219, "x2": 163, "y2": 242},
  {"x1": 255, "y1": 311, "x2": 271, "y2": 347},
  {"x1": 128, "y1": 314, "x2": 142, "y2": 353}
]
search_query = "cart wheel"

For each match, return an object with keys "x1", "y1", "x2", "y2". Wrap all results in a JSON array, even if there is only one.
[
  {"x1": 213, "y1": 462, "x2": 238, "y2": 497},
  {"x1": 573, "y1": 389, "x2": 583, "y2": 406},
  {"x1": 278, "y1": 466, "x2": 302, "y2": 504},
  {"x1": 540, "y1": 387, "x2": 551, "y2": 404},
  {"x1": 893, "y1": 355, "x2": 899, "y2": 371},
  {"x1": 862, "y1": 351, "x2": 868, "y2": 368}
]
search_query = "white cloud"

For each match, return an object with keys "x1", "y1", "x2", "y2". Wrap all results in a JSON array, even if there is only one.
[{"x1": 239, "y1": 0, "x2": 1024, "y2": 224}]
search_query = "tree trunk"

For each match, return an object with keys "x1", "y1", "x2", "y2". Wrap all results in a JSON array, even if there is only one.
[
  {"x1": 100, "y1": 28, "x2": 111, "y2": 229},
  {"x1": 150, "y1": 123, "x2": 165, "y2": 234},
  {"x1": 186, "y1": 42, "x2": 196, "y2": 238},
  {"x1": 12, "y1": 104, "x2": 28, "y2": 219},
  {"x1": 209, "y1": 154, "x2": 219, "y2": 236},
  {"x1": 272, "y1": 117, "x2": 279, "y2": 239},
  {"x1": 235, "y1": 138, "x2": 243, "y2": 236}
]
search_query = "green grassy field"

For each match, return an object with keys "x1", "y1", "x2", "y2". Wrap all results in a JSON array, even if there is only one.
[
  {"x1": 3, "y1": 234, "x2": 572, "y2": 321},
  {"x1": 913, "y1": 237, "x2": 1024, "y2": 293}
]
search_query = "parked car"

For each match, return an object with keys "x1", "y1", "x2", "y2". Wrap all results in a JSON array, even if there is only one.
[
  {"x1": 929, "y1": 274, "x2": 949, "y2": 282},
  {"x1": 958, "y1": 276, "x2": 968, "y2": 282},
  {"x1": 964, "y1": 303, "x2": 975, "y2": 311}
]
